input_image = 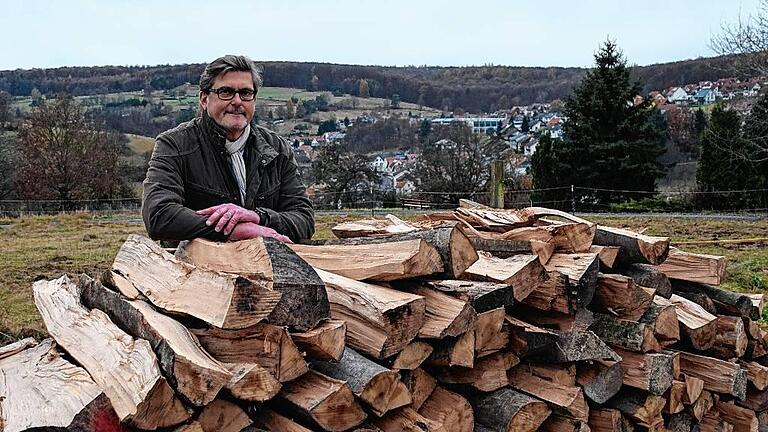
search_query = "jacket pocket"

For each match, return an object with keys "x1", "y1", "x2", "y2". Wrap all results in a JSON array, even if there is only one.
[{"x1": 186, "y1": 182, "x2": 231, "y2": 210}]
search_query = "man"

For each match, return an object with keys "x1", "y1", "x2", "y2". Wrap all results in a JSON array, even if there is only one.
[{"x1": 142, "y1": 55, "x2": 314, "y2": 244}]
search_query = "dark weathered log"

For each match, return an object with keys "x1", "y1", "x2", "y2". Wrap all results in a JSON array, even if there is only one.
[
  {"x1": 312, "y1": 347, "x2": 409, "y2": 417},
  {"x1": 390, "y1": 341, "x2": 434, "y2": 370},
  {"x1": 426, "y1": 331, "x2": 475, "y2": 368},
  {"x1": 0, "y1": 339, "x2": 121, "y2": 432},
  {"x1": 593, "y1": 225, "x2": 670, "y2": 265},
  {"x1": 622, "y1": 263, "x2": 672, "y2": 298},
  {"x1": 469, "y1": 387, "x2": 551, "y2": 432},
  {"x1": 716, "y1": 400, "x2": 758, "y2": 432},
  {"x1": 422, "y1": 279, "x2": 515, "y2": 313},
  {"x1": 576, "y1": 360, "x2": 624, "y2": 404},
  {"x1": 588, "y1": 408, "x2": 632, "y2": 432},
  {"x1": 605, "y1": 388, "x2": 666, "y2": 426},
  {"x1": 658, "y1": 248, "x2": 728, "y2": 286},
  {"x1": 588, "y1": 313, "x2": 661, "y2": 353},
  {"x1": 468, "y1": 236, "x2": 538, "y2": 258},
  {"x1": 666, "y1": 294, "x2": 718, "y2": 351},
  {"x1": 461, "y1": 253, "x2": 545, "y2": 302},
  {"x1": 505, "y1": 315, "x2": 558, "y2": 358},
  {"x1": 639, "y1": 300, "x2": 681, "y2": 346},
  {"x1": 613, "y1": 348, "x2": 676, "y2": 395},
  {"x1": 593, "y1": 273, "x2": 654, "y2": 320},
  {"x1": 79, "y1": 275, "x2": 232, "y2": 406},
  {"x1": 543, "y1": 329, "x2": 620, "y2": 363},
  {"x1": 666, "y1": 412, "x2": 697, "y2": 432},
  {"x1": 400, "y1": 368, "x2": 437, "y2": 410},
  {"x1": 507, "y1": 366, "x2": 589, "y2": 420},
  {"x1": 418, "y1": 386, "x2": 474, "y2": 432},
  {"x1": 474, "y1": 307, "x2": 509, "y2": 357},
  {"x1": 197, "y1": 399, "x2": 253, "y2": 432},
  {"x1": 521, "y1": 271, "x2": 571, "y2": 314},
  {"x1": 33, "y1": 276, "x2": 191, "y2": 429},
  {"x1": 435, "y1": 351, "x2": 519, "y2": 392},
  {"x1": 678, "y1": 351, "x2": 747, "y2": 400},
  {"x1": 673, "y1": 280, "x2": 755, "y2": 319},
  {"x1": 290, "y1": 319, "x2": 346, "y2": 362},
  {"x1": 543, "y1": 252, "x2": 600, "y2": 309}
]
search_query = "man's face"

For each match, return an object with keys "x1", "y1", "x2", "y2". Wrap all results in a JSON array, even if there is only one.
[{"x1": 200, "y1": 71, "x2": 256, "y2": 141}]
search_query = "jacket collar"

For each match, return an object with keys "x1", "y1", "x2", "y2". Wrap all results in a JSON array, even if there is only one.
[{"x1": 200, "y1": 112, "x2": 278, "y2": 164}]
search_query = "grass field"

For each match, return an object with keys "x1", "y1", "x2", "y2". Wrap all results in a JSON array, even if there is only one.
[{"x1": 1, "y1": 212, "x2": 766, "y2": 344}]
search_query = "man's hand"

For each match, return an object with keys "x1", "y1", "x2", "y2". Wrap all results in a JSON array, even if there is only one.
[
  {"x1": 229, "y1": 222, "x2": 293, "y2": 243},
  {"x1": 196, "y1": 203, "x2": 260, "y2": 235}
]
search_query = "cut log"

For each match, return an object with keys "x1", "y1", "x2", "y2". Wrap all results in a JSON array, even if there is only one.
[
  {"x1": 540, "y1": 416, "x2": 590, "y2": 432},
  {"x1": 469, "y1": 387, "x2": 552, "y2": 432},
  {"x1": 678, "y1": 351, "x2": 747, "y2": 400},
  {"x1": 667, "y1": 294, "x2": 718, "y2": 351},
  {"x1": 468, "y1": 236, "x2": 545, "y2": 260},
  {"x1": 456, "y1": 203, "x2": 537, "y2": 231},
  {"x1": 190, "y1": 323, "x2": 308, "y2": 383},
  {"x1": 658, "y1": 248, "x2": 728, "y2": 286},
  {"x1": 739, "y1": 385, "x2": 768, "y2": 411},
  {"x1": 588, "y1": 408, "x2": 632, "y2": 432},
  {"x1": 532, "y1": 215, "x2": 596, "y2": 253},
  {"x1": 717, "y1": 400, "x2": 758, "y2": 432},
  {"x1": 111, "y1": 234, "x2": 282, "y2": 329},
  {"x1": 474, "y1": 307, "x2": 509, "y2": 357},
  {"x1": 197, "y1": 399, "x2": 252, "y2": 432},
  {"x1": 508, "y1": 366, "x2": 589, "y2": 420},
  {"x1": 79, "y1": 275, "x2": 232, "y2": 406},
  {"x1": 593, "y1": 225, "x2": 670, "y2": 265},
  {"x1": 461, "y1": 253, "x2": 544, "y2": 302},
  {"x1": 742, "y1": 361, "x2": 768, "y2": 390},
  {"x1": 593, "y1": 274, "x2": 654, "y2": 321},
  {"x1": 576, "y1": 360, "x2": 624, "y2": 404},
  {"x1": 224, "y1": 362, "x2": 282, "y2": 401},
  {"x1": 665, "y1": 380, "x2": 687, "y2": 414},
  {"x1": 330, "y1": 214, "x2": 423, "y2": 238},
  {"x1": 418, "y1": 387, "x2": 474, "y2": 432},
  {"x1": 0, "y1": 339, "x2": 121, "y2": 432},
  {"x1": 681, "y1": 373, "x2": 705, "y2": 405},
  {"x1": 399, "y1": 284, "x2": 476, "y2": 339},
  {"x1": 639, "y1": 300, "x2": 680, "y2": 346},
  {"x1": 289, "y1": 239, "x2": 444, "y2": 281},
  {"x1": 0, "y1": 337, "x2": 36, "y2": 360},
  {"x1": 698, "y1": 407, "x2": 730, "y2": 432},
  {"x1": 588, "y1": 313, "x2": 661, "y2": 353},
  {"x1": 590, "y1": 245, "x2": 620, "y2": 270},
  {"x1": 252, "y1": 406, "x2": 314, "y2": 432},
  {"x1": 676, "y1": 290, "x2": 719, "y2": 314},
  {"x1": 176, "y1": 237, "x2": 330, "y2": 331},
  {"x1": 390, "y1": 341, "x2": 434, "y2": 370},
  {"x1": 622, "y1": 263, "x2": 672, "y2": 298},
  {"x1": 372, "y1": 407, "x2": 447, "y2": 432},
  {"x1": 400, "y1": 368, "x2": 437, "y2": 410},
  {"x1": 605, "y1": 389, "x2": 666, "y2": 426},
  {"x1": 290, "y1": 319, "x2": 346, "y2": 362},
  {"x1": 613, "y1": 348, "x2": 676, "y2": 395},
  {"x1": 426, "y1": 331, "x2": 475, "y2": 368},
  {"x1": 275, "y1": 370, "x2": 367, "y2": 431},
  {"x1": 422, "y1": 279, "x2": 515, "y2": 313},
  {"x1": 746, "y1": 293, "x2": 766, "y2": 320},
  {"x1": 33, "y1": 276, "x2": 190, "y2": 429},
  {"x1": 544, "y1": 329, "x2": 620, "y2": 363},
  {"x1": 543, "y1": 252, "x2": 600, "y2": 309},
  {"x1": 317, "y1": 268, "x2": 425, "y2": 358},
  {"x1": 710, "y1": 315, "x2": 748, "y2": 358},
  {"x1": 312, "y1": 347, "x2": 409, "y2": 417},
  {"x1": 435, "y1": 351, "x2": 519, "y2": 392},
  {"x1": 673, "y1": 280, "x2": 755, "y2": 319},
  {"x1": 518, "y1": 361, "x2": 576, "y2": 386},
  {"x1": 505, "y1": 315, "x2": 558, "y2": 357},
  {"x1": 522, "y1": 271, "x2": 572, "y2": 314}
]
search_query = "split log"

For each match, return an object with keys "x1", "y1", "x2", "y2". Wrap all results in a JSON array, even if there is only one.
[
  {"x1": 689, "y1": 390, "x2": 716, "y2": 422},
  {"x1": 505, "y1": 315, "x2": 558, "y2": 358},
  {"x1": 0, "y1": 337, "x2": 35, "y2": 360},
  {"x1": 372, "y1": 407, "x2": 446, "y2": 432},
  {"x1": 658, "y1": 248, "x2": 727, "y2": 286},
  {"x1": 590, "y1": 245, "x2": 620, "y2": 270},
  {"x1": 474, "y1": 307, "x2": 509, "y2": 357},
  {"x1": 681, "y1": 373, "x2": 705, "y2": 405},
  {"x1": 390, "y1": 341, "x2": 434, "y2": 370},
  {"x1": 665, "y1": 380, "x2": 687, "y2": 414},
  {"x1": 588, "y1": 408, "x2": 632, "y2": 432},
  {"x1": 716, "y1": 400, "x2": 758, "y2": 432},
  {"x1": 540, "y1": 415, "x2": 590, "y2": 432},
  {"x1": 426, "y1": 331, "x2": 475, "y2": 368},
  {"x1": 605, "y1": 389, "x2": 666, "y2": 426},
  {"x1": 111, "y1": 235, "x2": 282, "y2": 329},
  {"x1": 461, "y1": 253, "x2": 544, "y2": 302},
  {"x1": 739, "y1": 385, "x2": 768, "y2": 411},
  {"x1": 673, "y1": 280, "x2": 755, "y2": 319},
  {"x1": 522, "y1": 271, "x2": 571, "y2": 314},
  {"x1": 33, "y1": 276, "x2": 190, "y2": 429},
  {"x1": 289, "y1": 239, "x2": 444, "y2": 281},
  {"x1": 698, "y1": 408, "x2": 731, "y2": 432},
  {"x1": 422, "y1": 279, "x2": 515, "y2": 312},
  {"x1": 197, "y1": 399, "x2": 252, "y2": 432},
  {"x1": 507, "y1": 366, "x2": 589, "y2": 420},
  {"x1": 593, "y1": 225, "x2": 670, "y2": 265},
  {"x1": 0, "y1": 339, "x2": 121, "y2": 432},
  {"x1": 588, "y1": 313, "x2": 661, "y2": 353},
  {"x1": 639, "y1": 300, "x2": 680, "y2": 346},
  {"x1": 576, "y1": 360, "x2": 624, "y2": 404},
  {"x1": 678, "y1": 351, "x2": 747, "y2": 400},
  {"x1": 613, "y1": 348, "x2": 676, "y2": 395},
  {"x1": 544, "y1": 329, "x2": 620, "y2": 363},
  {"x1": 290, "y1": 319, "x2": 346, "y2": 362},
  {"x1": 399, "y1": 284, "x2": 476, "y2": 339},
  {"x1": 746, "y1": 293, "x2": 766, "y2": 319},
  {"x1": 275, "y1": 370, "x2": 367, "y2": 431},
  {"x1": 742, "y1": 361, "x2": 768, "y2": 390},
  {"x1": 252, "y1": 406, "x2": 314, "y2": 432},
  {"x1": 418, "y1": 387, "x2": 474, "y2": 432},
  {"x1": 317, "y1": 268, "x2": 425, "y2": 359},
  {"x1": 622, "y1": 263, "x2": 672, "y2": 298},
  {"x1": 175, "y1": 237, "x2": 330, "y2": 330},
  {"x1": 330, "y1": 214, "x2": 424, "y2": 238},
  {"x1": 312, "y1": 347, "x2": 409, "y2": 416},
  {"x1": 469, "y1": 387, "x2": 552, "y2": 432},
  {"x1": 468, "y1": 236, "x2": 549, "y2": 262},
  {"x1": 593, "y1": 273, "x2": 654, "y2": 320},
  {"x1": 538, "y1": 220, "x2": 596, "y2": 253},
  {"x1": 400, "y1": 368, "x2": 437, "y2": 410},
  {"x1": 676, "y1": 290, "x2": 719, "y2": 314},
  {"x1": 543, "y1": 253, "x2": 600, "y2": 309},
  {"x1": 190, "y1": 323, "x2": 308, "y2": 383},
  {"x1": 456, "y1": 203, "x2": 537, "y2": 231},
  {"x1": 435, "y1": 351, "x2": 519, "y2": 392},
  {"x1": 710, "y1": 315, "x2": 748, "y2": 359},
  {"x1": 79, "y1": 275, "x2": 232, "y2": 406},
  {"x1": 666, "y1": 294, "x2": 718, "y2": 351},
  {"x1": 519, "y1": 361, "x2": 576, "y2": 386},
  {"x1": 224, "y1": 362, "x2": 282, "y2": 401}
]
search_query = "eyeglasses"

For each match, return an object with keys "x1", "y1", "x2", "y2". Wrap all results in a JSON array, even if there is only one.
[{"x1": 207, "y1": 87, "x2": 256, "y2": 101}]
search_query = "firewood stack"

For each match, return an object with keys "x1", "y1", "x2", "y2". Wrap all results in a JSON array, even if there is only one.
[{"x1": 2, "y1": 201, "x2": 767, "y2": 432}]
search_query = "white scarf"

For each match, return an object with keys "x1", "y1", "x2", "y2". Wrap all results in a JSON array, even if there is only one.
[{"x1": 224, "y1": 125, "x2": 250, "y2": 204}]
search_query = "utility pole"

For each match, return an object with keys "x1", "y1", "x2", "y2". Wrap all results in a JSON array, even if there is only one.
[{"x1": 490, "y1": 160, "x2": 505, "y2": 208}]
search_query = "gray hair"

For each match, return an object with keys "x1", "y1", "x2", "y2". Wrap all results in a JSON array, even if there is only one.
[{"x1": 199, "y1": 55, "x2": 263, "y2": 92}]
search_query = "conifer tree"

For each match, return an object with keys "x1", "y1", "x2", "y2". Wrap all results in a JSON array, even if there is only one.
[{"x1": 696, "y1": 105, "x2": 746, "y2": 208}]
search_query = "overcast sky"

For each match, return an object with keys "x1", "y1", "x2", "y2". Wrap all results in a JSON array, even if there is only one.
[{"x1": 1, "y1": 0, "x2": 763, "y2": 70}]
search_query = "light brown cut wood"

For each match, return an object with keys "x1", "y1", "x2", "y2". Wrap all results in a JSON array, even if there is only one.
[
  {"x1": 711, "y1": 315, "x2": 748, "y2": 358},
  {"x1": 466, "y1": 235, "x2": 552, "y2": 264},
  {"x1": 402, "y1": 285, "x2": 477, "y2": 339},
  {"x1": 746, "y1": 293, "x2": 766, "y2": 318},
  {"x1": 590, "y1": 245, "x2": 620, "y2": 269},
  {"x1": 372, "y1": 407, "x2": 447, "y2": 432},
  {"x1": 190, "y1": 323, "x2": 308, "y2": 383},
  {"x1": 589, "y1": 313, "x2": 661, "y2": 353},
  {"x1": 742, "y1": 361, "x2": 768, "y2": 390},
  {"x1": 639, "y1": 300, "x2": 680, "y2": 346},
  {"x1": 681, "y1": 373, "x2": 705, "y2": 405},
  {"x1": 289, "y1": 239, "x2": 444, "y2": 281},
  {"x1": 456, "y1": 203, "x2": 537, "y2": 231},
  {"x1": 606, "y1": 389, "x2": 666, "y2": 426},
  {"x1": 666, "y1": 294, "x2": 718, "y2": 350},
  {"x1": 253, "y1": 406, "x2": 314, "y2": 432},
  {"x1": 290, "y1": 319, "x2": 346, "y2": 362},
  {"x1": 538, "y1": 220, "x2": 597, "y2": 253},
  {"x1": 613, "y1": 348, "x2": 676, "y2": 395},
  {"x1": 197, "y1": 399, "x2": 253, "y2": 432},
  {"x1": 716, "y1": 400, "x2": 758, "y2": 432},
  {"x1": 435, "y1": 351, "x2": 519, "y2": 392},
  {"x1": 276, "y1": 370, "x2": 367, "y2": 431},
  {"x1": 224, "y1": 362, "x2": 281, "y2": 401},
  {"x1": 593, "y1": 273, "x2": 654, "y2": 320},
  {"x1": 588, "y1": 408, "x2": 632, "y2": 432},
  {"x1": 522, "y1": 271, "x2": 571, "y2": 314},
  {"x1": 689, "y1": 390, "x2": 715, "y2": 421},
  {"x1": 331, "y1": 214, "x2": 439, "y2": 238},
  {"x1": 657, "y1": 248, "x2": 728, "y2": 285},
  {"x1": 505, "y1": 315, "x2": 558, "y2": 357},
  {"x1": 418, "y1": 387, "x2": 474, "y2": 432},
  {"x1": 576, "y1": 360, "x2": 624, "y2": 404},
  {"x1": 508, "y1": 366, "x2": 589, "y2": 420},
  {"x1": 390, "y1": 341, "x2": 434, "y2": 370},
  {"x1": 400, "y1": 368, "x2": 437, "y2": 410},
  {"x1": 665, "y1": 380, "x2": 687, "y2": 414},
  {"x1": 317, "y1": 268, "x2": 425, "y2": 359},
  {"x1": 461, "y1": 252, "x2": 544, "y2": 302},
  {"x1": 521, "y1": 362, "x2": 577, "y2": 386},
  {"x1": 423, "y1": 279, "x2": 515, "y2": 312},
  {"x1": 111, "y1": 234, "x2": 281, "y2": 329},
  {"x1": 0, "y1": 339, "x2": 121, "y2": 432},
  {"x1": 427, "y1": 330, "x2": 475, "y2": 368},
  {"x1": 469, "y1": 387, "x2": 552, "y2": 432},
  {"x1": 474, "y1": 307, "x2": 509, "y2": 357},
  {"x1": 698, "y1": 408, "x2": 731, "y2": 432},
  {"x1": 677, "y1": 351, "x2": 747, "y2": 400},
  {"x1": 0, "y1": 337, "x2": 35, "y2": 360},
  {"x1": 593, "y1": 225, "x2": 670, "y2": 265},
  {"x1": 33, "y1": 276, "x2": 191, "y2": 429},
  {"x1": 543, "y1": 252, "x2": 600, "y2": 308}
]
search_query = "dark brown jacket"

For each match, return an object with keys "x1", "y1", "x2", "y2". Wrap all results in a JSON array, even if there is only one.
[{"x1": 142, "y1": 113, "x2": 314, "y2": 243}]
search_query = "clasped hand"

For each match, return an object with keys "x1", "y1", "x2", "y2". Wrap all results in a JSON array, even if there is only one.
[{"x1": 195, "y1": 203, "x2": 292, "y2": 243}]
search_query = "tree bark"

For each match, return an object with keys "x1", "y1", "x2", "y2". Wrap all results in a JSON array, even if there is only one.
[
  {"x1": 469, "y1": 387, "x2": 551, "y2": 432},
  {"x1": 593, "y1": 225, "x2": 669, "y2": 265}
]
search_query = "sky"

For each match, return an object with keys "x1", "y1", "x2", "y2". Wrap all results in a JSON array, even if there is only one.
[{"x1": 0, "y1": 0, "x2": 763, "y2": 70}]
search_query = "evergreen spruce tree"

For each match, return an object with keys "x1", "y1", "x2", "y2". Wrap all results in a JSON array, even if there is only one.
[
  {"x1": 696, "y1": 105, "x2": 745, "y2": 208},
  {"x1": 530, "y1": 133, "x2": 568, "y2": 207}
]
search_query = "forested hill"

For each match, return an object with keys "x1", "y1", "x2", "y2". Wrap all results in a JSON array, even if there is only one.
[{"x1": 0, "y1": 55, "x2": 740, "y2": 112}]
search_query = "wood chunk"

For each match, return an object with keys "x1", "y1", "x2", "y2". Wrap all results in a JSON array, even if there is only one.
[
  {"x1": 289, "y1": 239, "x2": 444, "y2": 281},
  {"x1": 589, "y1": 313, "x2": 661, "y2": 353},
  {"x1": 0, "y1": 337, "x2": 36, "y2": 360},
  {"x1": 689, "y1": 390, "x2": 716, "y2": 421},
  {"x1": 418, "y1": 387, "x2": 474, "y2": 432},
  {"x1": 666, "y1": 412, "x2": 697, "y2": 432},
  {"x1": 594, "y1": 225, "x2": 670, "y2": 265},
  {"x1": 253, "y1": 406, "x2": 314, "y2": 432},
  {"x1": 543, "y1": 253, "x2": 600, "y2": 309},
  {"x1": 544, "y1": 329, "x2": 619, "y2": 363},
  {"x1": 391, "y1": 341, "x2": 434, "y2": 370},
  {"x1": 742, "y1": 361, "x2": 768, "y2": 390},
  {"x1": 613, "y1": 348, "x2": 676, "y2": 395},
  {"x1": 290, "y1": 319, "x2": 346, "y2": 362},
  {"x1": 522, "y1": 271, "x2": 572, "y2": 314},
  {"x1": 577, "y1": 360, "x2": 624, "y2": 404},
  {"x1": 423, "y1": 279, "x2": 515, "y2": 312},
  {"x1": 717, "y1": 400, "x2": 758, "y2": 432},
  {"x1": 176, "y1": 237, "x2": 330, "y2": 331},
  {"x1": 474, "y1": 307, "x2": 509, "y2": 357},
  {"x1": 641, "y1": 300, "x2": 680, "y2": 345},
  {"x1": 521, "y1": 362, "x2": 577, "y2": 386},
  {"x1": 711, "y1": 315, "x2": 748, "y2": 358},
  {"x1": 678, "y1": 351, "x2": 747, "y2": 400},
  {"x1": 330, "y1": 214, "x2": 423, "y2": 238},
  {"x1": 198, "y1": 399, "x2": 252, "y2": 432},
  {"x1": 666, "y1": 294, "x2": 718, "y2": 350},
  {"x1": 427, "y1": 331, "x2": 475, "y2": 368},
  {"x1": 508, "y1": 366, "x2": 589, "y2": 420},
  {"x1": 33, "y1": 276, "x2": 190, "y2": 429},
  {"x1": 505, "y1": 315, "x2": 558, "y2": 357},
  {"x1": 739, "y1": 385, "x2": 768, "y2": 411},
  {"x1": 540, "y1": 416, "x2": 590, "y2": 432},
  {"x1": 461, "y1": 253, "x2": 544, "y2": 302},
  {"x1": 456, "y1": 203, "x2": 537, "y2": 231},
  {"x1": 112, "y1": 234, "x2": 280, "y2": 329},
  {"x1": 276, "y1": 370, "x2": 367, "y2": 431},
  {"x1": 79, "y1": 275, "x2": 232, "y2": 406},
  {"x1": 190, "y1": 323, "x2": 308, "y2": 383},
  {"x1": 402, "y1": 285, "x2": 477, "y2": 339},
  {"x1": 468, "y1": 236, "x2": 544, "y2": 260},
  {"x1": 400, "y1": 368, "x2": 437, "y2": 410},
  {"x1": 658, "y1": 248, "x2": 728, "y2": 286},
  {"x1": 224, "y1": 362, "x2": 281, "y2": 401},
  {"x1": 588, "y1": 408, "x2": 632, "y2": 432},
  {"x1": 746, "y1": 293, "x2": 766, "y2": 320},
  {"x1": 372, "y1": 407, "x2": 447, "y2": 432},
  {"x1": 665, "y1": 380, "x2": 687, "y2": 414},
  {"x1": 317, "y1": 268, "x2": 425, "y2": 359},
  {"x1": 591, "y1": 245, "x2": 620, "y2": 270},
  {"x1": 469, "y1": 387, "x2": 552, "y2": 432},
  {"x1": 606, "y1": 389, "x2": 666, "y2": 425},
  {"x1": 593, "y1": 273, "x2": 654, "y2": 320},
  {"x1": 681, "y1": 373, "x2": 705, "y2": 405},
  {"x1": 0, "y1": 339, "x2": 121, "y2": 432},
  {"x1": 313, "y1": 347, "x2": 408, "y2": 417},
  {"x1": 699, "y1": 408, "x2": 731, "y2": 432},
  {"x1": 435, "y1": 351, "x2": 519, "y2": 392},
  {"x1": 622, "y1": 263, "x2": 672, "y2": 298},
  {"x1": 673, "y1": 280, "x2": 755, "y2": 319}
]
